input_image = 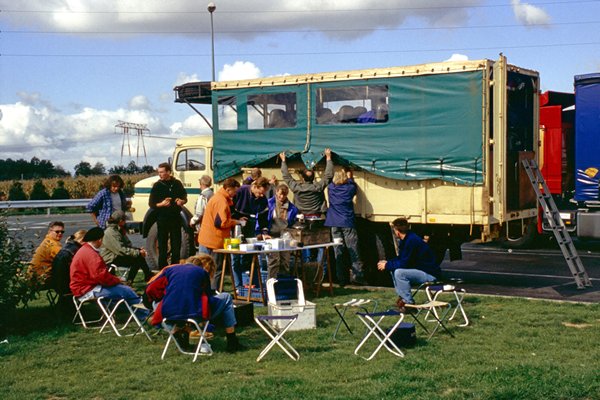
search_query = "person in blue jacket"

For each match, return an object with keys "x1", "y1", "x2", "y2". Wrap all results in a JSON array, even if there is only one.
[
  {"x1": 325, "y1": 168, "x2": 366, "y2": 286},
  {"x1": 86, "y1": 175, "x2": 128, "y2": 229},
  {"x1": 377, "y1": 218, "x2": 441, "y2": 307},
  {"x1": 266, "y1": 184, "x2": 298, "y2": 279}
]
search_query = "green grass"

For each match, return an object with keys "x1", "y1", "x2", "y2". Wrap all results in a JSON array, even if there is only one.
[{"x1": 1, "y1": 287, "x2": 599, "y2": 400}]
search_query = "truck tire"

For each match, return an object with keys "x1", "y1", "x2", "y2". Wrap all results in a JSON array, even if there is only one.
[
  {"x1": 502, "y1": 218, "x2": 538, "y2": 249},
  {"x1": 145, "y1": 223, "x2": 192, "y2": 270}
]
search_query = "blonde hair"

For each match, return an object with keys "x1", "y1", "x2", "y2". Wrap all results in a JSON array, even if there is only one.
[
  {"x1": 72, "y1": 229, "x2": 87, "y2": 244},
  {"x1": 185, "y1": 254, "x2": 216, "y2": 278},
  {"x1": 333, "y1": 169, "x2": 349, "y2": 185}
]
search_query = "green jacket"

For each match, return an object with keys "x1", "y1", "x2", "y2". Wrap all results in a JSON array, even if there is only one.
[{"x1": 100, "y1": 223, "x2": 140, "y2": 265}]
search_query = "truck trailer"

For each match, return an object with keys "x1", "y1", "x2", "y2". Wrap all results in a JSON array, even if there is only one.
[{"x1": 132, "y1": 55, "x2": 540, "y2": 280}]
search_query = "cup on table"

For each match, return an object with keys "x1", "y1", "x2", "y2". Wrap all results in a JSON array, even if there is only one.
[{"x1": 333, "y1": 237, "x2": 343, "y2": 244}]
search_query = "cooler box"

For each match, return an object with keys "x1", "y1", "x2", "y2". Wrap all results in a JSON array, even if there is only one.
[{"x1": 266, "y1": 278, "x2": 316, "y2": 330}]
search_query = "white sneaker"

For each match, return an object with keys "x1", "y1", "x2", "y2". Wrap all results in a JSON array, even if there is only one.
[{"x1": 199, "y1": 341, "x2": 212, "y2": 354}]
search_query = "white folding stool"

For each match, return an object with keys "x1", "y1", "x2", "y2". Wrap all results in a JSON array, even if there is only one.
[
  {"x1": 354, "y1": 309, "x2": 406, "y2": 361},
  {"x1": 254, "y1": 314, "x2": 299, "y2": 362},
  {"x1": 425, "y1": 284, "x2": 469, "y2": 327},
  {"x1": 161, "y1": 318, "x2": 213, "y2": 362},
  {"x1": 333, "y1": 298, "x2": 378, "y2": 340}
]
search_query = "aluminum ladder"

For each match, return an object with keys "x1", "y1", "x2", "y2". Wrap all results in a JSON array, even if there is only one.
[{"x1": 521, "y1": 159, "x2": 592, "y2": 289}]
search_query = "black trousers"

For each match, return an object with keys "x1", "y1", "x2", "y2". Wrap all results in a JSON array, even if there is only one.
[
  {"x1": 112, "y1": 254, "x2": 153, "y2": 282},
  {"x1": 157, "y1": 218, "x2": 182, "y2": 268}
]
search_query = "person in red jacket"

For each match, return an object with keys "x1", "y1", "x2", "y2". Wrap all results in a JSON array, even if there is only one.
[{"x1": 70, "y1": 227, "x2": 145, "y2": 315}]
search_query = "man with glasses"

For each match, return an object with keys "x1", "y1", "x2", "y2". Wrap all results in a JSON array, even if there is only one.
[{"x1": 30, "y1": 221, "x2": 65, "y2": 286}]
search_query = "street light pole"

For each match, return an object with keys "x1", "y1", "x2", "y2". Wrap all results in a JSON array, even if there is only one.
[{"x1": 207, "y1": 2, "x2": 216, "y2": 82}]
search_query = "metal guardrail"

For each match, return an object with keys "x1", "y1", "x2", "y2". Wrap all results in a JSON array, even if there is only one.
[
  {"x1": 0, "y1": 199, "x2": 92, "y2": 215},
  {"x1": 0, "y1": 199, "x2": 92, "y2": 209}
]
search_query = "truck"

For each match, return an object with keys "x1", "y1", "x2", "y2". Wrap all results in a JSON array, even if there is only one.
[
  {"x1": 132, "y1": 55, "x2": 540, "y2": 283},
  {"x1": 538, "y1": 73, "x2": 600, "y2": 240}
]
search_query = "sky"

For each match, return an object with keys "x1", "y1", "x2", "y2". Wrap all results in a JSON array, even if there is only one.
[{"x1": 1, "y1": 0, "x2": 599, "y2": 173}]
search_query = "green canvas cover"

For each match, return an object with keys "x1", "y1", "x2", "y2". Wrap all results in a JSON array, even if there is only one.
[{"x1": 213, "y1": 70, "x2": 485, "y2": 185}]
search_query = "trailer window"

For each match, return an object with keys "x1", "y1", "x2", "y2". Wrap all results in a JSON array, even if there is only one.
[
  {"x1": 247, "y1": 92, "x2": 297, "y2": 129},
  {"x1": 316, "y1": 85, "x2": 388, "y2": 124},
  {"x1": 218, "y1": 96, "x2": 237, "y2": 130},
  {"x1": 175, "y1": 148, "x2": 206, "y2": 171}
]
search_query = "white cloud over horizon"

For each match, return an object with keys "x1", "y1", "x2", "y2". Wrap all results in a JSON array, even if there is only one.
[
  {"x1": 511, "y1": 0, "x2": 551, "y2": 26},
  {"x1": 0, "y1": 61, "x2": 264, "y2": 172}
]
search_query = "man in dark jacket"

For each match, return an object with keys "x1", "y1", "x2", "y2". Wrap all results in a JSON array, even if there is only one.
[
  {"x1": 149, "y1": 162, "x2": 188, "y2": 268},
  {"x1": 377, "y1": 218, "x2": 440, "y2": 307},
  {"x1": 325, "y1": 168, "x2": 365, "y2": 286}
]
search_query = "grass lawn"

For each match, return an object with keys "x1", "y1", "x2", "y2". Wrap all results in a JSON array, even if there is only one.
[{"x1": 1, "y1": 286, "x2": 599, "y2": 400}]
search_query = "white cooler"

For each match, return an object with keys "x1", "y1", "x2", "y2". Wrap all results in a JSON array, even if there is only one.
[{"x1": 266, "y1": 278, "x2": 316, "y2": 330}]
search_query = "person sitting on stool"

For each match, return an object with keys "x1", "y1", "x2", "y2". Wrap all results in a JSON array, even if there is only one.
[{"x1": 377, "y1": 218, "x2": 440, "y2": 309}]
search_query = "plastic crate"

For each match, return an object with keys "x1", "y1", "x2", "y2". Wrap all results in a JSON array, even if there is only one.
[{"x1": 241, "y1": 270, "x2": 268, "y2": 286}]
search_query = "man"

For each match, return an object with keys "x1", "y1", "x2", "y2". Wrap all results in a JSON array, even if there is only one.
[
  {"x1": 189, "y1": 175, "x2": 214, "y2": 228},
  {"x1": 377, "y1": 218, "x2": 441, "y2": 308},
  {"x1": 86, "y1": 174, "x2": 128, "y2": 229},
  {"x1": 231, "y1": 176, "x2": 271, "y2": 290},
  {"x1": 100, "y1": 210, "x2": 153, "y2": 285},
  {"x1": 325, "y1": 168, "x2": 366, "y2": 286},
  {"x1": 149, "y1": 162, "x2": 188, "y2": 268},
  {"x1": 266, "y1": 184, "x2": 299, "y2": 279},
  {"x1": 243, "y1": 167, "x2": 277, "y2": 198},
  {"x1": 280, "y1": 148, "x2": 334, "y2": 264},
  {"x1": 197, "y1": 178, "x2": 241, "y2": 289},
  {"x1": 29, "y1": 221, "x2": 65, "y2": 286},
  {"x1": 279, "y1": 148, "x2": 333, "y2": 217},
  {"x1": 145, "y1": 254, "x2": 243, "y2": 353},
  {"x1": 70, "y1": 227, "x2": 145, "y2": 314}
]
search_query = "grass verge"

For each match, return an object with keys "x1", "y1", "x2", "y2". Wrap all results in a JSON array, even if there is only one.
[{"x1": 1, "y1": 287, "x2": 599, "y2": 400}]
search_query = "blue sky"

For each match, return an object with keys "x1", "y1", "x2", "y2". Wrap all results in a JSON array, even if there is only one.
[{"x1": 1, "y1": 0, "x2": 599, "y2": 173}]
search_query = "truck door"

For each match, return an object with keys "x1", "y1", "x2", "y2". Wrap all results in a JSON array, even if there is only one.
[
  {"x1": 173, "y1": 146, "x2": 212, "y2": 202},
  {"x1": 492, "y1": 55, "x2": 538, "y2": 223}
]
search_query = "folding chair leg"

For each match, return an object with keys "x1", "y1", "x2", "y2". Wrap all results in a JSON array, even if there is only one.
[
  {"x1": 72, "y1": 295, "x2": 106, "y2": 329},
  {"x1": 333, "y1": 299, "x2": 378, "y2": 340},
  {"x1": 255, "y1": 315, "x2": 299, "y2": 362},
  {"x1": 354, "y1": 311, "x2": 405, "y2": 361},
  {"x1": 161, "y1": 319, "x2": 212, "y2": 362}
]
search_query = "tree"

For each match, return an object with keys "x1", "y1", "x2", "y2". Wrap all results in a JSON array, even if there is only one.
[
  {"x1": 74, "y1": 161, "x2": 93, "y2": 177},
  {"x1": 51, "y1": 180, "x2": 70, "y2": 199},
  {"x1": 140, "y1": 165, "x2": 155, "y2": 174},
  {"x1": 91, "y1": 162, "x2": 106, "y2": 176},
  {"x1": 29, "y1": 179, "x2": 50, "y2": 200},
  {"x1": 8, "y1": 181, "x2": 27, "y2": 201}
]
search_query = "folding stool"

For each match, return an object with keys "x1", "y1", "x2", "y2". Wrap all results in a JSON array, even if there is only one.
[
  {"x1": 161, "y1": 318, "x2": 213, "y2": 362},
  {"x1": 72, "y1": 295, "x2": 112, "y2": 329},
  {"x1": 404, "y1": 300, "x2": 454, "y2": 340},
  {"x1": 332, "y1": 298, "x2": 378, "y2": 340},
  {"x1": 354, "y1": 310, "x2": 406, "y2": 361},
  {"x1": 254, "y1": 314, "x2": 299, "y2": 362},
  {"x1": 425, "y1": 284, "x2": 469, "y2": 327}
]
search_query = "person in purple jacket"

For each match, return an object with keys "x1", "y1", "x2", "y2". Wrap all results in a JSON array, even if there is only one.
[
  {"x1": 377, "y1": 218, "x2": 441, "y2": 308},
  {"x1": 325, "y1": 168, "x2": 366, "y2": 286}
]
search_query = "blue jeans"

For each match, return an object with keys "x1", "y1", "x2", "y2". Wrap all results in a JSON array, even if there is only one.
[
  {"x1": 331, "y1": 227, "x2": 364, "y2": 283},
  {"x1": 94, "y1": 284, "x2": 148, "y2": 319},
  {"x1": 391, "y1": 268, "x2": 437, "y2": 304},
  {"x1": 208, "y1": 292, "x2": 236, "y2": 328}
]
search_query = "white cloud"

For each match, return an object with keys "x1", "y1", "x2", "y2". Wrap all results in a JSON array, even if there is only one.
[
  {"x1": 445, "y1": 53, "x2": 469, "y2": 62},
  {"x1": 219, "y1": 61, "x2": 262, "y2": 81},
  {"x1": 0, "y1": 95, "x2": 174, "y2": 172},
  {"x1": 511, "y1": 0, "x2": 551, "y2": 26},
  {"x1": 4, "y1": 0, "x2": 479, "y2": 40},
  {"x1": 175, "y1": 72, "x2": 201, "y2": 86},
  {"x1": 128, "y1": 95, "x2": 151, "y2": 110}
]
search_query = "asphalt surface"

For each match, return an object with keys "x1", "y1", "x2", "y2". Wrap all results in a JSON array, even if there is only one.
[{"x1": 7, "y1": 213, "x2": 600, "y2": 304}]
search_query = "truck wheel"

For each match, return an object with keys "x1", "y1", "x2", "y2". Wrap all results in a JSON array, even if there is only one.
[
  {"x1": 503, "y1": 218, "x2": 538, "y2": 249},
  {"x1": 145, "y1": 223, "x2": 193, "y2": 270}
]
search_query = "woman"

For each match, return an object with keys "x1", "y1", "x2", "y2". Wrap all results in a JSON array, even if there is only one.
[
  {"x1": 51, "y1": 229, "x2": 87, "y2": 295},
  {"x1": 86, "y1": 174, "x2": 128, "y2": 229}
]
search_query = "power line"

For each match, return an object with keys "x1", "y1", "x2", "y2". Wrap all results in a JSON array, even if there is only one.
[
  {"x1": 3, "y1": 20, "x2": 600, "y2": 35},
  {"x1": 3, "y1": 41, "x2": 600, "y2": 58},
  {"x1": 3, "y1": 0, "x2": 599, "y2": 14}
]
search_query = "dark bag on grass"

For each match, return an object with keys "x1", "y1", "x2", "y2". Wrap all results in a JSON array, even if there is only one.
[{"x1": 387, "y1": 322, "x2": 417, "y2": 347}]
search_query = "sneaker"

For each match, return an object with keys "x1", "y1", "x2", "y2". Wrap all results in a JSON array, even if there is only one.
[
  {"x1": 189, "y1": 329, "x2": 214, "y2": 342},
  {"x1": 199, "y1": 341, "x2": 212, "y2": 354}
]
